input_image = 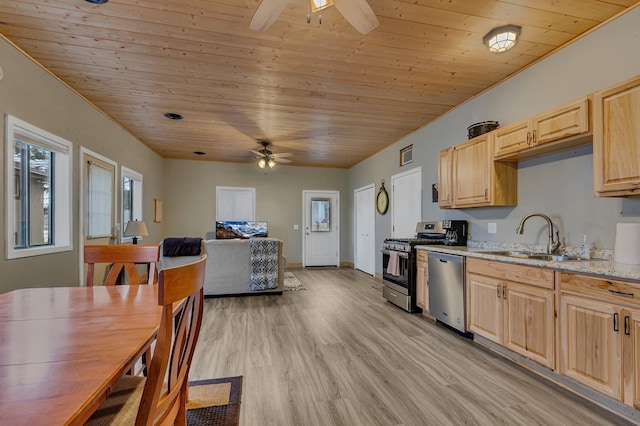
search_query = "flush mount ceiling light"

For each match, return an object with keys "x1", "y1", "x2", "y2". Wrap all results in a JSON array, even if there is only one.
[
  {"x1": 483, "y1": 25, "x2": 521, "y2": 53},
  {"x1": 310, "y1": 0, "x2": 333, "y2": 12},
  {"x1": 164, "y1": 112, "x2": 183, "y2": 120}
]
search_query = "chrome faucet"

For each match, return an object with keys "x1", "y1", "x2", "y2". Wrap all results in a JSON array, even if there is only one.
[{"x1": 516, "y1": 213, "x2": 561, "y2": 254}]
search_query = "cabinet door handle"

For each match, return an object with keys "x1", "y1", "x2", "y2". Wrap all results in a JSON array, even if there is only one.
[
  {"x1": 609, "y1": 289, "x2": 635, "y2": 298},
  {"x1": 502, "y1": 285, "x2": 507, "y2": 299},
  {"x1": 532, "y1": 129, "x2": 537, "y2": 145},
  {"x1": 526, "y1": 131, "x2": 531, "y2": 145},
  {"x1": 484, "y1": 188, "x2": 488, "y2": 200},
  {"x1": 496, "y1": 284, "x2": 501, "y2": 298},
  {"x1": 625, "y1": 315, "x2": 631, "y2": 336},
  {"x1": 614, "y1": 313, "x2": 619, "y2": 332}
]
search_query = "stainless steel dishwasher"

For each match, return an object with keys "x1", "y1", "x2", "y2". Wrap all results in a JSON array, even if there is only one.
[{"x1": 428, "y1": 252, "x2": 467, "y2": 333}]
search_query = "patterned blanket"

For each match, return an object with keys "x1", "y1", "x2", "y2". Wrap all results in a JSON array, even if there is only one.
[{"x1": 249, "y1": 238, "x2": 280, "y2": 290}]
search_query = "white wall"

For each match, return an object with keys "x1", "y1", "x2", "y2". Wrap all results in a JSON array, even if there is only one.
[{"x1": 348, "y1": 7, "x2": 640, "y2": 273}]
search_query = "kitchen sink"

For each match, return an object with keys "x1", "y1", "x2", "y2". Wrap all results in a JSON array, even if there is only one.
[{"x1": 473, "y1": 250, "x2": 598, "y2": 262}]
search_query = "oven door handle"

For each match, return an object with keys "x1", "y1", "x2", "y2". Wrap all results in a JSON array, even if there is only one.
[{"x1": 381, "y1": 249, "x2": 409, "y2": 259}]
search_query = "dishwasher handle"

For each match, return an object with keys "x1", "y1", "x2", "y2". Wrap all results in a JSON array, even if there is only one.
[{"x1": 428, "y1": 252, "x2": 464, "y2": 264}]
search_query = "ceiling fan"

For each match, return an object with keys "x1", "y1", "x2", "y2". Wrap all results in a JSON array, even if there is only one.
[
  {"x1": 250, "y1": 0, "x2": 379, "y2": 35},
  {"x1": 250, "y1": 140, "x2": 293, "y2": 168}
]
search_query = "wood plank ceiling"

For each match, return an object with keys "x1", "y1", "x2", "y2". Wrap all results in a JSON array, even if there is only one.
[{"x1": 1, "y1": 0, "x2": 638, "y2": 168}]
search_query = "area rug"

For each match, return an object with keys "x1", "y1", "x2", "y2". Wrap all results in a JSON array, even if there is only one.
[
  {"x1": 283, "y1": 271, "x2": 305, "y2": 290},
  {"x1": 186, "y1": 376, "x2": 242, "y2": 426}
]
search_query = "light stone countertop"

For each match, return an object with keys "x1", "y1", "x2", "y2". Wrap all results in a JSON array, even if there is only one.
[{"x1": 415, "y1": 245, "x2": 640, "y2": 283}]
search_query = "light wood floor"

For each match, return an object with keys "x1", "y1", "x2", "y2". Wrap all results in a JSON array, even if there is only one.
[{"x1": 190, "y1": 268, "x2": 632, "y2": 426}]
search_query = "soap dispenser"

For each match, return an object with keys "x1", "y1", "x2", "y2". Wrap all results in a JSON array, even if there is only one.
[{"x1": 580, "y1": 235, "x2": 590, "y2": 260}]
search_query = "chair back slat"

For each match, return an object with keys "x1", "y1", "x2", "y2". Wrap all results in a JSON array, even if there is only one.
[
  {"x1": 84, "y1": 245, "x2": 160, "y2": 286},
  {"x1": 135, "y1": 254, "x2": 206, "y2": 426}
]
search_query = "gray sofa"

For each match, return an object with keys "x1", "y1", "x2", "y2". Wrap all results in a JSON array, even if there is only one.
[{"x1": 158, "y1": 238, "x2": 284, "y2": 296}]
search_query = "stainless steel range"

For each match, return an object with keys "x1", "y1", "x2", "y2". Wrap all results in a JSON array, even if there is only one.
[{"x1": 382, "y1": 222, "x2": 449, "y2": 312}]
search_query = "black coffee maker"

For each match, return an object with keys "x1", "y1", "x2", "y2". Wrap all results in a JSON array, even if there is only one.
[{"x1": 442, "y1": 220, "x2": 468, "y2": 246}]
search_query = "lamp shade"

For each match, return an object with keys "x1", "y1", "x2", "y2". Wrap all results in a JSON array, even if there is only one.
[{"x1": 124, "y1": 220, "x2": 148, "y2": 238}]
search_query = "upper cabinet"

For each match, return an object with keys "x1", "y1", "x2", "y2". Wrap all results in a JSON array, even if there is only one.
[
  {"x1": 451, "y1": 133, "x2": 517, "y2": 208},
  {"x1": 438, "y1": 147, "x2": 453, "y2": 208},
  {"x1": 494, "y1": 98, "x2": 591, "y2": 161},
  {"x1": 594, "y1": 75, "x2": 640, "y2": 197}
]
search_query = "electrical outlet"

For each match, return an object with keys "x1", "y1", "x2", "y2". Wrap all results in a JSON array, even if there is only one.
[
  {"x1": 293, "y1": 224, "x2": 299, "y2": 230},
  {"x1": 488, "y1": 222, "x2": 497, "y2": 234}
]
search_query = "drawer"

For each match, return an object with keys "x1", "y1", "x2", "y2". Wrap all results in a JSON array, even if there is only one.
[
  {"x1": 560, "y1": 272, "x2": 640, "y2": 308},
  {"x1": 467, "y1": 257, "x2": 554, "y2": 289}
]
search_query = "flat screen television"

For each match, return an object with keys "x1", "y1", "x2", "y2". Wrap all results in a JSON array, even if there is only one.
[{"x1": 215, "y1": 221, "x2": 268, "y2": 239}]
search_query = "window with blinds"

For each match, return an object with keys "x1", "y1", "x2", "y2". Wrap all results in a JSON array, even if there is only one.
[
  {"x1": 87, "y1": 160, "x2": 114, "y2": 238},
  {"x1": 216, "y1": 187, "x2": 256, "y2": 221}
]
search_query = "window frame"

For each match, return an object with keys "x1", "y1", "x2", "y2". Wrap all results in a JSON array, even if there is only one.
[
  {"x1": 120, "y1": 166, "x2": 143, "y2": 243},
  {"x1": 5, "y1": 115, "x2": 73, "y2": 259}
]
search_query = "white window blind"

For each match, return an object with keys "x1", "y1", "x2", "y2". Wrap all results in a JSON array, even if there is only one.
[
  {"x1": 87, "y1": 161, "x2": 113, "y2": 238},
  {"x1": 216, "y1": 187, "x2": 255, "y2": 221}
]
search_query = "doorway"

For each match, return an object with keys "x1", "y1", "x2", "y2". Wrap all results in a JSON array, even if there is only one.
[
  {"x1": 354, "y1": 184, "x2": 375, "y2": 276},
  {"x1": 391, "y1": 167, "x2": 422, "y2": 238},
  {"x1": 303, "y1": 190, "x2": 340, "y2": 267}
]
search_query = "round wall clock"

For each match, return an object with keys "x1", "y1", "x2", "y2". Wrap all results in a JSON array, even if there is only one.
[{"x1": 376, "y1": 182, "x2": 389, "y2": 215}]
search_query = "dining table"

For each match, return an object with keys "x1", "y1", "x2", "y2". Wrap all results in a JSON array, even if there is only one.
[{"x1": 0, "y1": 284, "x2": 162, "y2": 426}]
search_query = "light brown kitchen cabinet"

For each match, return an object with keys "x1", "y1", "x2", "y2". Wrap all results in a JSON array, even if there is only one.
[
  {"x1": 416, "y1": 250, "x2": 429, "y2": 314},
  {"x1": 452, "y1": 134, "x2": 517, "y2": 208},
  {"x1": 467, "y1": 271, "x2": 504, "y2": 342},
  {"x1": 560, "y1": 293, "x2": 622, "y2": 400},
  {"x1": 593, "y1": 75, "x2": 640, "y2": 197},
  {"x1": 494, "y1": 98, "x2": 590, "y2": 161},
  {"x1": 438, "y1": 148, "x2": 453, "y2": 208},
  {"x1": 559, "y1": 272, "x2": 640, "y2": 407},
  {"x1": 467, "y1": 258, "x2": 555, "y2": 369}
]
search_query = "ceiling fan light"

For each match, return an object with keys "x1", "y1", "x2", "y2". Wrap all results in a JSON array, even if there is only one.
[
  {"x1": 258, "y1": 158, "x2": 267, "y2": 168},
  {"x1": 268, "y1": 159, "x2": 276, "y2": 168},
  {"x1": 483, "y1": 25, "x2": 521, "y2": 53},
  {"x1": 310, "y1": 0, "x2": 333, "y2": 13}
]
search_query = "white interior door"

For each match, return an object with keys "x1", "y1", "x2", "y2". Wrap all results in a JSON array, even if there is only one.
[
  {"x1": 303, "y1": 190, "x2": 340, "y2": 267},
  {"x1": 391, "y1": 167, "x2": 422, "y2": 238},
  {"x1": 354, "y1": 184, "x2": 375, "y2": 276}
]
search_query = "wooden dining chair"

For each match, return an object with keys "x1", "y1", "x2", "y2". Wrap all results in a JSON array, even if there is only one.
[
  {"x1": 84, "y1": 244, "x2": 160, "y2": 286},
  {"x1": 85, "y1": 254, "x2": 207, "y2": 426},
  {"x1": 85, "y1": 244, "x2": 161, "y2": 376}
]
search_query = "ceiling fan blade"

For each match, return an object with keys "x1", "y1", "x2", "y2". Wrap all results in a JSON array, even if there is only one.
[
  {"x1": 249, "y1": 0, "x2": 290, "y2": 32},
  {"x1": 333, "y1": 0, "x2": 379, "y2": 34},
  {"x1": 249, "y1": 149, "x2": 264, "y2": 156},
  {"x1": 272, "y1": 152, "x2": 293, "y2": 158},
  {"x1": 274, "y1": 157, "x2": 293, "y2": 163}
]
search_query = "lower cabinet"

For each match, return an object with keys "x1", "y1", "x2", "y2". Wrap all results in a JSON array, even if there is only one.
[
  {"x1": 416, "y1": 250, "x2": 429, "y2": 314},
  {"x1": 559, "y1": 272, "x2": 640, "y2": 408},
  {"x1": 467, "y1": 258, "x2": 555, "y2": 369}
]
